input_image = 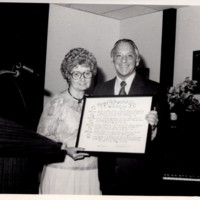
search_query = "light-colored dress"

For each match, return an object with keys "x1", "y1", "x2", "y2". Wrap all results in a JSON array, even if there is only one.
[{"x1": 37, "y1": 90, "x2": 101, "y2": 194}]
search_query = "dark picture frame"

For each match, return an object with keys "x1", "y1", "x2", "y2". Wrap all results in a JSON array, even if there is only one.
[{"x1": 193, "y1": 50, "x2": 200, "y2": 93}]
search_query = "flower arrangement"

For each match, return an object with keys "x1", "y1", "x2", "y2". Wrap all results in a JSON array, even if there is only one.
[{"x1": 167, "y1": 77, "x2": 200, "y2": 112}]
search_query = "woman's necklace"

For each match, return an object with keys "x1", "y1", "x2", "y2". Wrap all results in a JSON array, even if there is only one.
[{"x1": 68, "y1": 88, "x2": 84, "y2": 104}]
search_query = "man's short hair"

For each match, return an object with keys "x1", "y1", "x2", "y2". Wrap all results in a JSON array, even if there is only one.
[{"x1": 110, "y1": 39, "x2": 140, "y2": 63}]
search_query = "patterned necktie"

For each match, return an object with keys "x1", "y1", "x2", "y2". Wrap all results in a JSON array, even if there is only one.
[{"x1": 119, "y1": 81, "x2": 127, "y2": 95}]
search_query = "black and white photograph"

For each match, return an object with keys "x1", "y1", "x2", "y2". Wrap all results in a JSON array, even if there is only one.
[{"x1": 0, "y1": 0, "x2": 200, "y2": 199}]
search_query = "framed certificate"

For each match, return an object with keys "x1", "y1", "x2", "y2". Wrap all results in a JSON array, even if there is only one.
[{"x1": 76, "y1": 96, "x2": 153, "y2": 154}]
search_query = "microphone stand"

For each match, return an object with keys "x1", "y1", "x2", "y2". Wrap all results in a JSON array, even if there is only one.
[{"x1": 0, "y1": 67, "x2": 27, "y2": 113}]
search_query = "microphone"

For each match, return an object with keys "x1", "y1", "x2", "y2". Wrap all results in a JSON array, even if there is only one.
[{"x1": 15, "y1": 63, "x2": 39, "y2": 77}]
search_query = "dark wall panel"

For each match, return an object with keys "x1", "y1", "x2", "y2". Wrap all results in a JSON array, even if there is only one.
[{"x1": 160, "y1": 9, "x2": 177, "y2": 89}]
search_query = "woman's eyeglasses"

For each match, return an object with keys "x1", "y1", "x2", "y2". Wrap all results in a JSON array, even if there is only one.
[{"x1": 70, "y1": 71, "x2": 92, "y2": 80}]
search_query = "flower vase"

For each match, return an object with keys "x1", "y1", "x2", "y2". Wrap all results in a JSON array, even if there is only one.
[{"x1": 170, "y1": 112, "x2": 178, "y2": 128}]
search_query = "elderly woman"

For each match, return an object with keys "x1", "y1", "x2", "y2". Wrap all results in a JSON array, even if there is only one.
[{"x1": 37, "y1": 48, "x2": 101, "y2": 194}]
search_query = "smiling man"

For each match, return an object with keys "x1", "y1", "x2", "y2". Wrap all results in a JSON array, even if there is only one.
[{"x1": 93, "y1": 38, "x2": 165, "y2": 195}]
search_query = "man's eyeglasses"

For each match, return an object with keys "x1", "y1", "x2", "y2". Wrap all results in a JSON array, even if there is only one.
[{"x1": 70, "y1": 71, "x2": 92, "y2": 80}]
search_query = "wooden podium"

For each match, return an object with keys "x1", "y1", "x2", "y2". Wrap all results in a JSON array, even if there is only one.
[{"x1": 0, "y1": 117, "x2": 66, "y2": 194}]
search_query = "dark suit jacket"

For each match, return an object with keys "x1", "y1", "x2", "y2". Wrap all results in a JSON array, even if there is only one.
[
  {"x1": 93, "y1": 73, "x2": 167, "y2": 195},
  {"x1": 93, "y1": 73, "x2": 159, "y2": 96}
]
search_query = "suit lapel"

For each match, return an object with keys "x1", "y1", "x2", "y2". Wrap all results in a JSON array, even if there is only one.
[
  {"x1": 105, "y1": 78, "x2": 116, "y2": 95},
  {"x1": 128, "y1": 74, "x2": 145, "y2": 95}
]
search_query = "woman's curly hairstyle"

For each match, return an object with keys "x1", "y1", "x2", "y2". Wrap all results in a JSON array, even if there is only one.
[{"x1": 61, "y1": 47, "x2": 98, "y2": 80}]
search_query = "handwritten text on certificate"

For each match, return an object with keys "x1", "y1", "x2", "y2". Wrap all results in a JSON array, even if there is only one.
[{"x1": 77, "y1": 96, "x2": 153, "y2": 154}]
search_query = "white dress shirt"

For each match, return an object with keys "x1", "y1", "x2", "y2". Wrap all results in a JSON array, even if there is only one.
[{"x1": 114, "y1": 72, "x2": 136, "y2": 95}]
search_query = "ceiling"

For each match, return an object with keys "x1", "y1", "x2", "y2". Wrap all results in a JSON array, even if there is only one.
[{"x1": 58, "y1": 4, "x2": 186, "y2": 20}]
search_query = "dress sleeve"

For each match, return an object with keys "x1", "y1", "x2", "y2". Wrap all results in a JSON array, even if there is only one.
[{"x1": 37, "y1": 95, "x2": 64, "y2": 142}]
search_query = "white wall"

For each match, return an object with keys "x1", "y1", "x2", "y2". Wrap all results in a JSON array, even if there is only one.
[
  {"x1": 120, "y1": 12, "x2": 163, "y2": 82},
  {"x1": 44, "y1": 5, "x2": 200, "y2": 106},
  {"x1": 44, "y1": 4, "x2": 164, "y2": 105},
  {"x1": 174, "y1": 6, "x2": 200, "y2": 85},
  {"x1": 45, "y1": 4, "x2": 119, "y2": 103}
]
